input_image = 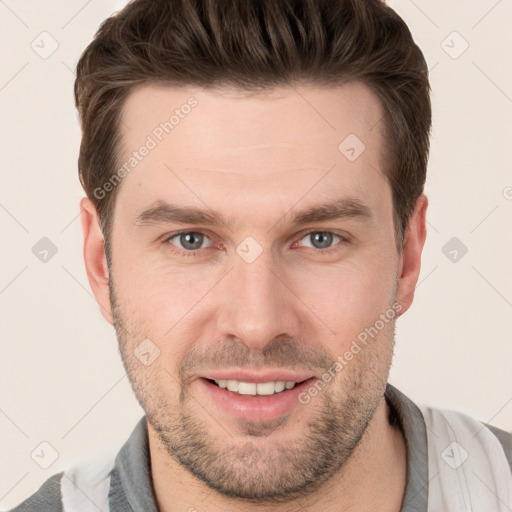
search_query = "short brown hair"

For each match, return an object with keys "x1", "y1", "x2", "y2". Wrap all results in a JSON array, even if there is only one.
[{"x1": 75, "y1": 0, "x2": 431, "y2": 255}]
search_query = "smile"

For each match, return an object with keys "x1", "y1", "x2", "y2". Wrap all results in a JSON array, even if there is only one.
[
  {"x1": 212, "y1": 379, "x2": 299, "y2": 395},
  {"x1": 200, "y1": 377, "x2": 316, "y2": 422}
]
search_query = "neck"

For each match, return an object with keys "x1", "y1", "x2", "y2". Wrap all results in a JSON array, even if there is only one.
[{"x1": 148, "y1": 397, "x2": 407, "y2": 512}]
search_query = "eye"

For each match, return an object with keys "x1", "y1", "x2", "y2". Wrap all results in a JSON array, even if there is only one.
[
  {"x1": 297, "y1": 231, "x2": 342, "y2": 250},
  {"x1": 166, "y1": 231, "x2": 213, "y2": 251}
]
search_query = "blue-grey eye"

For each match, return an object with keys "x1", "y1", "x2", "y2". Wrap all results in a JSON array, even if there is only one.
[
  {"x1": 170, "y1": 232, "x2": 210, "y2": 250},
  {"x1": 300, "y1": 232, "x2": 340, "y2": 250}
]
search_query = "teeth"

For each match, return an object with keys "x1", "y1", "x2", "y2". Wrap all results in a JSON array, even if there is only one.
[
  {"x1": 238, "y1": 382, "x2": 257, "y2": 395},
  {"x1": 214, "y1": 379, "x2": 298, "y2": 395},
  {"x1": 274, "y1": 381, "x2": 285, "y2": 392},
  {"x1": 256, "y1": 382, "x2": 275, "y2": 395},
  {"x1": 226, "y1": 380, "x2": 239, "y2": 392}
]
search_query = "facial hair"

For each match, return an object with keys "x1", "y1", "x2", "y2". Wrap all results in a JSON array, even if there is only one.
[{"x1": 109, "y1": 275, "x2": 396, "y2": 504}]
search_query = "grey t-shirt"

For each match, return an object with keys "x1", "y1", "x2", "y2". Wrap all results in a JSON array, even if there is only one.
[{"x1": 9, "y1": 384, "x2": 512, "y2": 511}]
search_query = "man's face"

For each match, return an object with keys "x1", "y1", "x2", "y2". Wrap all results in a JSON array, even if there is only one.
[{"x1": 106, "y1": 83, "x2": 404, "y2": 500}]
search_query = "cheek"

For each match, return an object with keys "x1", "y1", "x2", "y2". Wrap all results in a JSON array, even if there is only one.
[
  {"x1": 111, "y1": 260, "x2": 229, "y2": 382},
  {"x1": 291, "y1": 250, "x2": 396, "y2": 350},
  {"x1": 112, "y1": 247, "x2": 215, "y2": 330},
  {"x1": 111, "y1": 268, "x2": 188, "y2": 400}
]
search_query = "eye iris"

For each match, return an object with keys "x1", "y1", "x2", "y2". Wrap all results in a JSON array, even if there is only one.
[
  {"x1": 311, "y1": 232, "x2": 333, "y2": 249},
  {"x1": 180, "y1": 232, "x2": 203, "y2": 250}
]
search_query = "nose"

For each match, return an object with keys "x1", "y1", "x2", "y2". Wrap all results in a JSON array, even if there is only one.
[{"x1": 214, "y1": 248, "x2": 301, "y2": 351}]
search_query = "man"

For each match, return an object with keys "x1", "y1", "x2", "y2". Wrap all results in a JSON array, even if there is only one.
[{"x1": 11, "y1": 0, "x2": 512, "y2": 511}]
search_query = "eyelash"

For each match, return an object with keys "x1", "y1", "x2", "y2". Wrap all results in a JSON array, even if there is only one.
[{"x1": 162, "y1": 229, "x2": 348, "y2": 258}]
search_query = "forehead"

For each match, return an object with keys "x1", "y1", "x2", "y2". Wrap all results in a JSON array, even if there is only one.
[{"x1": 114, "y1": 82, "x2": 390, "y2": 225}]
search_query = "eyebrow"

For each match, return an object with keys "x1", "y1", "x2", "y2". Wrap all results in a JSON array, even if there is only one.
[{"x1": 134, "y1": 198, "x2": 372, "y2": 230}]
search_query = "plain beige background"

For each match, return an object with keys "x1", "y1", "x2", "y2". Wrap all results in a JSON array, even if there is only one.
[{"x1": 1, "y1": 0, "x2": 511, "y2": 509}]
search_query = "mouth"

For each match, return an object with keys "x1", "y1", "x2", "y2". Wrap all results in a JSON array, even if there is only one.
[
  {"x1": 205, "y1": 378, "x2": 308, "y2": 395},
  {"x1": 199, "y1": 376, "x2": 317, "y2": 423}
]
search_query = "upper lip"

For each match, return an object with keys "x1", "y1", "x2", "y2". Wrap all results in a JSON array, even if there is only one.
[{"x1": 199, "y1": 370, "x2": 316, "y2": 384}]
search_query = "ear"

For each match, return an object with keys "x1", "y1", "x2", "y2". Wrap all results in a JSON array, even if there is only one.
[
  {"x1": 396, "y1": 194, "x2": 428, "y2": 317},
  {"x1": 80, "y1": 197, "x2": 114, "y2": 325}
]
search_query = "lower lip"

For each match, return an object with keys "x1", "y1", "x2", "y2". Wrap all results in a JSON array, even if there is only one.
[{"x1": 198, "y1": 377, "x2": 315, "y2": 422}]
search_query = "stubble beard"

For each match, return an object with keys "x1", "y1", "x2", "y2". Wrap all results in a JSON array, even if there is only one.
[{"x1": 109, "y1": 276, "x2": 395, "y2": 504}]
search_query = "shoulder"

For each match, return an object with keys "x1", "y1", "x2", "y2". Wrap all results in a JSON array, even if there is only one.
[
  {"x1": 7, "y1": 472, "x2": 64, "y2": 512},
  {"x1": 419, "y1": 405, "x2": 512, "y2": 510},
  {"x1": 7, "y1": 454, "x2": 116, "y2": 512},
  {"x1": 421, "y1": 405, "x2": 512, "y2": 473},
  {"x1": 485, "y1": 422, "x2": 512, "y2": 472}
]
